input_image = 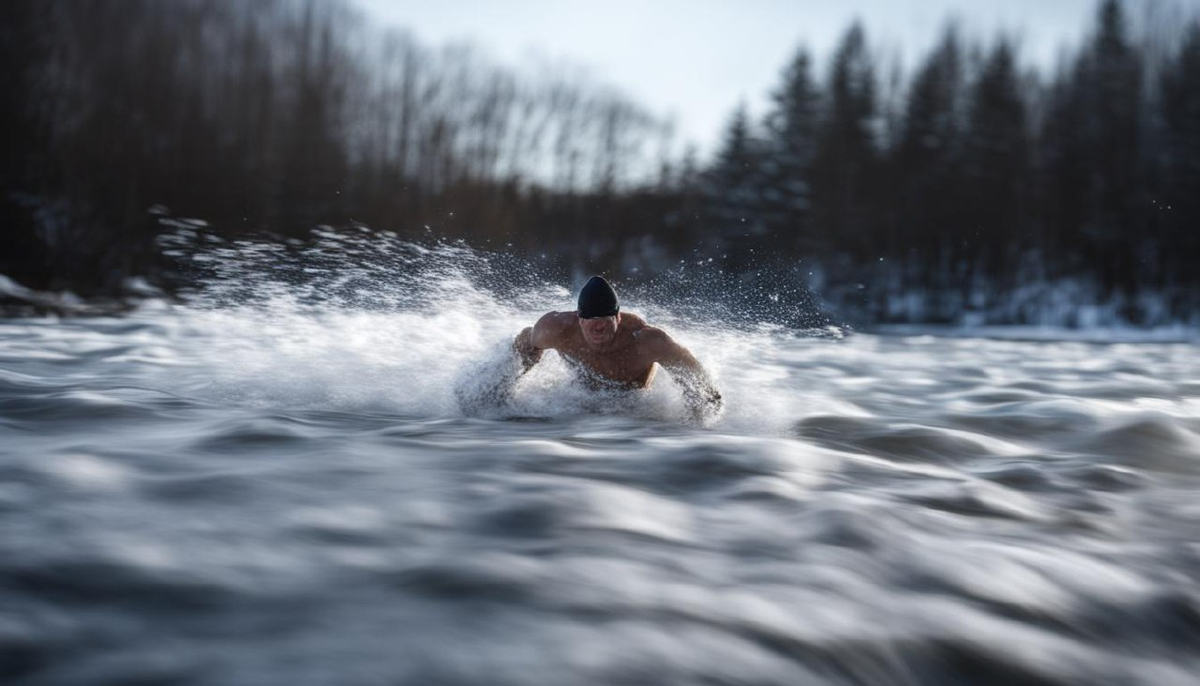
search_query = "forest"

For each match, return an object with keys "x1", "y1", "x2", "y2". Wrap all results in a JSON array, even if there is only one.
[{"x1": 2, "y1": 0, "x2": 1198, "y2": 326}]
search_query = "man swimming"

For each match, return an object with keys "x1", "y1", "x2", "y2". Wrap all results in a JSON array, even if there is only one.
[{"x1": 513, "y1": 276, "x2": 723, "y2": 421}]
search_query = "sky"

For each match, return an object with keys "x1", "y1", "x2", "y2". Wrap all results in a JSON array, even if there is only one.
[{"x1": 354, "y1": 0, "x2": 1119, "y2": 159}]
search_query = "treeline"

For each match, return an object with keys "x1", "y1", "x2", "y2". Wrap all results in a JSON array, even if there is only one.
[
  {"x1": 1, "y1": 0, "x2": 678, "y2": 294},
  {"x1": 700, "y1": 0, "x2": 1200, "y2": 324},
  {"x1": 2, "y1": 0, "x2": 1198, "y2": 325}
]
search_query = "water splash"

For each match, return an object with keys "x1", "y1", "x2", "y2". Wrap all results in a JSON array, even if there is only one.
[{"x1": 153, "y1": 225, "x2": 844, "y2": 430}]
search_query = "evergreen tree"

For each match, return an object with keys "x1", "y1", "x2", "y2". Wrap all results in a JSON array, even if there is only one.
[
  {"x1": 0, "y1": 1, "x2": 56, "y2": 288},
  {"x1": 1087, "y1": 0, "x2": 1145, "y2": 293},
  {"x1": 1158, "y1": 21, "x2": 1200, "y2": 292},
  {"x1": 703, "y1": 103, "x2": 769, "y2": 267},
  {"x1": 1042, "y1": 0, "x2": 1145, "y2": 295},
  {"x1": 1040, "y1": 58, "x2": 1090, "y2": 278},
  {"x1": 762, "y1": 48, "x2": 820, "y2": 253},
  {"x1": 812, "y1": 23, "x2": 879, "y2": 257},
  {"x1": 963, "y1": 39, "x2": 1031, "y2": 282},
  {"x1": 896, "y1": 25, "x2": 966, "y2": 287}
]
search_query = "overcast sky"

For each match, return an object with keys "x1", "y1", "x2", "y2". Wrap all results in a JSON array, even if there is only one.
[{"x1": 355, "y1": 0, "x2": 1126, "y2": 158}]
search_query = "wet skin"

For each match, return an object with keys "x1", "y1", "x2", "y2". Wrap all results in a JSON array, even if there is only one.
[{"x1": 514, "y1": 310, "x2": 722, "y2": 418}]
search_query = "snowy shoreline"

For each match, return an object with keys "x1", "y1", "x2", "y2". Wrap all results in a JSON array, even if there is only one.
[{"x1": 867, "y1": 323, "x2": 1200, "y2": 344}]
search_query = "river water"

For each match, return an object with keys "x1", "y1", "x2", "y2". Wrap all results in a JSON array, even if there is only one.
[{"x1": 2, "y1": 237, "x2": 1199, "y2": 685}]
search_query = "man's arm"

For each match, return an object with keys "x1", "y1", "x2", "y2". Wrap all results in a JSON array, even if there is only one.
[
  {"x1": 513, "y1": 326, "x2": 543, "y2": 372},
  {"x1": 458, "y1": 312, "x2": 564, "y2": 413},
  {"x1": 513, "y1": 312, "x2": 565, "y2": 372},
  {"x1": 642, "y1": 328, "x2": 723, "y2": 422}
]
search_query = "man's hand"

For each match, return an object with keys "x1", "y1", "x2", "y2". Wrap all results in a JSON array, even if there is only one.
[
  {"x1": 641, "y1": 327, "x2": 723, "y2": 423},
  {"x1": 513, "y1": 326, "x2": 543, "y2": 371},
  {"x1": 673, "y1": 366, "x2": 724, "y2": 423},
  {"x1": 514, "y1": 312, "x2": 569, "y2": 372}
]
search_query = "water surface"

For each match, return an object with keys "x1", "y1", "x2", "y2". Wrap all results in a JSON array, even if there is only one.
[{"x1": 2, "y1": 244, "x2": 1199, "y2": 685}]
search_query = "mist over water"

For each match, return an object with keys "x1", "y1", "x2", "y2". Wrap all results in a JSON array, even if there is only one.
[{"x1": 3, "y1": 232, "x2": 1200, "y2": 685}]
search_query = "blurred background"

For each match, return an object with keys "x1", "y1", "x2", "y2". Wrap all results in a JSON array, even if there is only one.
[{"x1": 2, "y1": 0, "x2": 1198, "y2": 326}]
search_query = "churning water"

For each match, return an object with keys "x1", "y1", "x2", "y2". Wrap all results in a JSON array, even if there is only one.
[{"x1": 2, "y1": 232, "x2": 1200, "y2": 685}]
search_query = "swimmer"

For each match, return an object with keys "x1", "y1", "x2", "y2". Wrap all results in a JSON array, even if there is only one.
[{"x1": 514, "y1": 276, "x2": 723, "y2": 422}]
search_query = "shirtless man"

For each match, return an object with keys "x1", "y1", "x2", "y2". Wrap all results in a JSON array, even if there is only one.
[{"x1": 513, "y1": 276, "x2": 722, "y2": 422}]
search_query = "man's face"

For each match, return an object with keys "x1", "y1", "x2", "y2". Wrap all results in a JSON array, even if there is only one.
[{"x1": 579, "y1": 314, "x2": 619, "y2": 347}]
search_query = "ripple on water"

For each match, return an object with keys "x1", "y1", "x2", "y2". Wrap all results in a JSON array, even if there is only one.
[
  {"x1": 972, "y1": 461, "x2": 1062, "y2": 492},
  {"x1": 1059, "y1": 463, "x2": 1148, "y2": 492},
  {"x1": 386, "y1": 553, "x2": 544, "y2": 602},
  {"x1": 471, "y1": 485, "x2": 571, "y2": 539},
  {"x1": 944, "y1": 398, "x2": 1102, "y2": 442},
  {"x1": 793, "y1": 415, "x2": 1022, "y2": 465},
  {"x1": 650, "y1": 441, "x2": 795, "y2": 492},
  {"x1": 893, "y1": 478, "x2": 1054, "y2": 523},
  {"x1": 801, "y1": 498, "x2": 889, "y2": 551},
  {"x1": 31, "y1": 452, "x2": 132, "y2": 494},
  {"x1": 470, "y1": 477, "x2": 696, "y2": 547},
  {"x1": 1072, "y1": 414, "x2": 1200, "y2": 474},
  {"x1": 2, "y1": 555, "x2": 242, "y2": 612},
  {"x1": 141, "y1": 471, "x2": 262, "y2": 504},
  {"x1": 0, "y1": 389, "x2": 168, "y2": 424},
  {"x1": 190, "y1": 418, "x2": 315, "y2": 452},
  {"x1": 3, "y1": 310, "x2": 1200, "y2": 685}
]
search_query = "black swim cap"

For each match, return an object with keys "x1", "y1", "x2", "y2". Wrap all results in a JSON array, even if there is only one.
[{"x1": 577, "y1": 276, "x2": 619, "y2": 319}]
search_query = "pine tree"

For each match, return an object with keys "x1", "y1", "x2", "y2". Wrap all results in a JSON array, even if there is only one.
[
  {"x1": 703, "y1": 103, "x2": 768, "y2": 268},
  {"x1": 896, "y1": 25, "x2": 966, "y2": 287},
  {"x1": 1042, "y1": 0, "x2": 1145, "y2": 295},
  {"x1": 963, "y1": 39, "x2": 1031, "y2": 283},
  {"x1": 812, "y1": 23, "x2": 879, "y2": 258},
  {"x1": 0, "y1": 1, "x2": 56, "y2": 289},
  {"x1": 1087, "y1": 0, "x2": 1145, "y2": 294},
  {"x1": 1158, "y1": 21, "x2": 1200, "y2": 293},
  {"x1": 762, "y1": 47, "x2": 820, "y2": 253}
]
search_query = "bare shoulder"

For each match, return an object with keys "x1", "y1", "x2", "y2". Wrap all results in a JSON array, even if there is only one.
[
  {"x1": 621, "y1": 312, "x2": 648, "y2": 331},
  {"x1": 536, "y1": 310, "x2": 575, "y2": 328},
  {"x1": 632, "y1": 322, "x2": 675, "y2": 354},
  {"x1": 532, "y1": 311, "x2": 575, "y2": 348},
  {"x1": 634, "y1": 323, "x2": 701, "y2": 367}
]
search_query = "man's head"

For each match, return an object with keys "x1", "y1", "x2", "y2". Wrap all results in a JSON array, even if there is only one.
[{"x1": 577, "y1": 276, "x2": 620, "y2": 347}]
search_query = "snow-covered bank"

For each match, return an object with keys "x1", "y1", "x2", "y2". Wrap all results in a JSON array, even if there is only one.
[
  {"x1": 869, "y1": 324, "x2": 1200, "y2": 344},
  {"x1": 813, "y1": 267, "x2": 1200, "y2": 331}
]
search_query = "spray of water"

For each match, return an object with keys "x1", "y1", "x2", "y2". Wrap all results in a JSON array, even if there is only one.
[{"x1": 152, "y1": 225, "x2": 845, "y2": 432}]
